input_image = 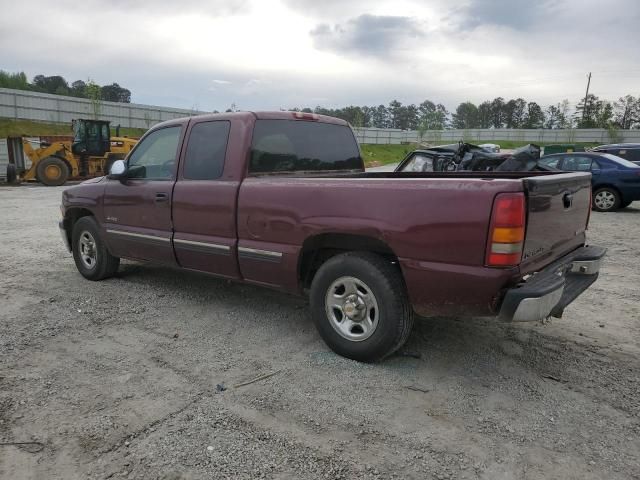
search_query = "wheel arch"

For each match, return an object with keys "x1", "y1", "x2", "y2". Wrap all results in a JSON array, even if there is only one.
[
  {"x1": 593, "y1": 183, "x2": 622, "y2": 195},
  {"x1": 297, "y1": 233, "x2": 400, "y2": 290},
  {"x1": 62, "y1": 207, "x2": 95, "y2": 251},
  {"x1": 593, "y1": 183, "x2": 625, "y2": 202}
]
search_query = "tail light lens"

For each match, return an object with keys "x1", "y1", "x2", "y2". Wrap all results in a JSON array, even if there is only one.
[{"x1": 486, "y1": 193, "x2": 526, "y2": 267}]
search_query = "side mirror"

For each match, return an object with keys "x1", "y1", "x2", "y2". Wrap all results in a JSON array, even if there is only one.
[
  {"x1": 108, "y1": 160, "x2": 127, "y2": 179},
  {"x1": 591, "y1": 168, "x2": 601, "y2": 175}
]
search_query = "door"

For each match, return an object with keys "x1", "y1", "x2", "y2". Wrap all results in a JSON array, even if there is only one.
[
  {"x1": 103, "y1": 124, "x2": 184, "y2": 264},
  {"x1": 171, "y1": 120, "x2": 241, "y2": 279}
]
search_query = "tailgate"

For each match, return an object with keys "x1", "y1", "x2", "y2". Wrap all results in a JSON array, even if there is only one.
[{"x1": 520, "y1": 172, "x2": 591, "y2": 274}]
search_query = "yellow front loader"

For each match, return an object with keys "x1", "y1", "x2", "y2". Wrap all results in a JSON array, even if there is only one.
[{"x1": 6, "y1": 119, "x2": 137, "y2": 186}]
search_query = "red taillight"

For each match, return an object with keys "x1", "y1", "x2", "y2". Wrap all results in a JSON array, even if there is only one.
[
  {"x1": 292, "y1": 112, "x2": 319, "y2": 121},
  {"x1": 486, "y1": 193, "x2": 526, "y2": 267}
]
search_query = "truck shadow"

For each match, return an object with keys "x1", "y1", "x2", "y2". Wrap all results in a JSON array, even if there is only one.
[
  {"x1": 115, "y1": 261, "x2": 620, "y2": 381},
  {"x1": 112, "y1": 262, "x2": 638, "y2": 419}
]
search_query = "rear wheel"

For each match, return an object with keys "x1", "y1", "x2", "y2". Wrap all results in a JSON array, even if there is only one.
[
  {"x1": 310, "y1": 252, "x2": 414, "y2": 362},
  {"x1": 72, "y1": 216, "x2": 120, "y2": 280},
  {"x1": 592, "y1": 187, "x2": 620, "y2": 212},
  {"x1": 36, "y1": 156, "x2": 69, "y2": 186}
]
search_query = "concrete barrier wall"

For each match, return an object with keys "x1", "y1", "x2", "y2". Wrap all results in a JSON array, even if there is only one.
[
  {"x1": 2, "y1": 87, "x2": 640, "y2": 144},
  {"x1": 0, "y1": 88, "x2": 207, "y2": 129},
  {"x1": 352, "y1": 127, "x2": 640, "y2": 145}
]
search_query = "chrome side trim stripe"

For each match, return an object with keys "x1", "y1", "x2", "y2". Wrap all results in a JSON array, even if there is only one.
[
  {"x1": 174, "y1": 238, "x2": 230, "y2": 252},
  {"x1": 106, "y1": 229, "x2": 170, "y2": 242},
  {"x1": 238, "y1": 247, "x2": 282, "y2": 258},
  {"x1": 238, "y1": 246, "x2": 283, "y2": 260}
]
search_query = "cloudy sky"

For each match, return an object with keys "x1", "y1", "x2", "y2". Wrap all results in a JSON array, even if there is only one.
[{"x1": 1, "y1": 0, "x2": 639, "y2": 112}]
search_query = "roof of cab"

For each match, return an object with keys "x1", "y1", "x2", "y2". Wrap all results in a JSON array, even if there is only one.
[{"x1": 151, "y1": 111, "x2": 349, "y2": 130}]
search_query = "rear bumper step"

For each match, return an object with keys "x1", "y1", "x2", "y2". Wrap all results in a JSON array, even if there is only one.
[{"x1": 498, "y1": 245, "x2": 606, "y2": 322}]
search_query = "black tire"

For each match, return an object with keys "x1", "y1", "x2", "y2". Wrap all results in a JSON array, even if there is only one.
[
  {"x1": 72, "y1": 216, "x2": 120, "y2": 281},
  {"x1": 6, "y1": 163, "x2": 17, "y2": 184},
  {"x1": 36, "y1": 156, "x2": 69, "y2": 186},
  {"x1": 310, "y1": 251, "x2": 414, "y2": 362},
  {"x1": 592, "y1": 187, "x2": 621, "y2": 212}
]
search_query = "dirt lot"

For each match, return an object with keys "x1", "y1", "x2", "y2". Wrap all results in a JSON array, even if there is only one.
[{"x1": 1, "y1": 185, "x2": 639, "y2": 480}]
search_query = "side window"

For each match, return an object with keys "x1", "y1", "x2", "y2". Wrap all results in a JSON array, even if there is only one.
[
  {"x1": 562, "y1": 156, "x2": 592, "y2": 171},
  {"x1": 539, "y1": 156, "x2": 560, "y2": 168},
  {"x1": 183, "y1": 121, "x2": 231, "y2": 180},
  {"x1": 128, "y1": 126, "x2": 181, "y2": 180}
]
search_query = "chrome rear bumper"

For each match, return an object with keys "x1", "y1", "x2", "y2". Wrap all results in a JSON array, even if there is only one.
[{"x1": 498, "y1": 245, "x2": 606, "y2": 322}]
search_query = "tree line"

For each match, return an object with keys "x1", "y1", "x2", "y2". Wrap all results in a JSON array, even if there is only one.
[
  {"x1": 295, "y1": 94, "x2": 640, "y2": 130},
  {"x1": 2, "y1": 70, "x2": 638, "y2": 129},
  {"x1": 0, "y1": 71, "x2": 131, "y2": 103}
]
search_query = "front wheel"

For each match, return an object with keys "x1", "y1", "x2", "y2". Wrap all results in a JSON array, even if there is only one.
[
  {"x1": 310, "y1": 252, "x2": 414, "y2": 362},
  {"x1": 72, "y1": 216, "x2": 120, "y2": 280},
  {"x1": 592, "y1": 187, "x2": 620, "y2": 212}
]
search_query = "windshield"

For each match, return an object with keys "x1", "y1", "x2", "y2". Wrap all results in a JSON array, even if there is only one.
[{"x1": 601, "y1": 153, "x2": 640, "y2": 168}]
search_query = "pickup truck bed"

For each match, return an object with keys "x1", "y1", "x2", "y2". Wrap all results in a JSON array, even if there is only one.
[{"x1": 60, "y1": 111, "x2": 605, "y2": 362}]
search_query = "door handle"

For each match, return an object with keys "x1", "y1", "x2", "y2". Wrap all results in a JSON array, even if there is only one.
[
  {"x1": 563, "y1": 192, "x2": 573, "y2": 209},
  {"x1": 155, "y1": 192, "x2": 169, "y2": 203}
]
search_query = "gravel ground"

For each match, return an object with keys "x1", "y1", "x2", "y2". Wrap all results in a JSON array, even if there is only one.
[{"x1": 1, "y1": 185, "x2": 639, "y2": 480}]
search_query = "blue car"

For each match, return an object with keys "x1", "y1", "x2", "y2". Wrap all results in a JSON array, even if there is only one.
[{"x1": 539, "y1": 152, "x2": 640, "y2": 212}]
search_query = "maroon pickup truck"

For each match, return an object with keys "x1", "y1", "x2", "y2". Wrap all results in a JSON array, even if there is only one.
[{"x1": 60, "y1": 111, "x2": 605, "y2": 361}]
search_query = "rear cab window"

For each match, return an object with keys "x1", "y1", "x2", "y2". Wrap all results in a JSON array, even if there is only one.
[{"x1": 249, "y1": 120, "x2": 362, "y2": 174}]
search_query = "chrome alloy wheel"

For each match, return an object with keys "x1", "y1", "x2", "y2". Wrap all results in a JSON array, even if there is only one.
[
  {"x1": 79, "y1": 231, "x2": 97, "y2": 269},
  {"x1": 594, "y1": 190, "x2": 616, "y2": 210},
  {"x1": 325, "y1": 276, "x2": 379, "y2": 342}
]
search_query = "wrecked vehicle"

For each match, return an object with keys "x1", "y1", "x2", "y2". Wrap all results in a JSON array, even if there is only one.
[
  {"x1": 397, "y1": 143, "x2": 553, "y2": 173},
  {"x1": 60, "y1": 112, "x2": 604, "y2": 362},
  {"x1": 479, "y1": 143, "x2": 501, "y2": 153}
]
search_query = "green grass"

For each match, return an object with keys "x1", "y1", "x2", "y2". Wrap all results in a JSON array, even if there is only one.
[
  {"x1": 0, "y1": 119, "x2": 147, "y2": 139},
  {"x1": 360, "y1": 144, "x2": 417, "y2": 166}
]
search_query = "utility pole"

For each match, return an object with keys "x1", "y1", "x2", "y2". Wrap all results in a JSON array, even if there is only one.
[{"x1": 581, "y1": 72, "x2": 592, "y2": 123}]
